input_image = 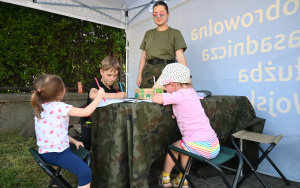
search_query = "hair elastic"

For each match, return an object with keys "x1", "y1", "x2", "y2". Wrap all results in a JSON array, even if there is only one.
[{"x1": 37, "y1": 89, "x2": 41, "y2": 92}]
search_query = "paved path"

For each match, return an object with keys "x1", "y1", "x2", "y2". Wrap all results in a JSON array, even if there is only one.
[{"x1": 148, "y1": 166, "x2": 300, "y2": 188}]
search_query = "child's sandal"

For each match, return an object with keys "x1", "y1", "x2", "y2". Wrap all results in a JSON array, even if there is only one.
[
  {"x1": 171, "y1": 176, "x2": 189, "y2": 188},
  {"x1": 158, "y1": 175, "x2": 172, "y2": 187}
]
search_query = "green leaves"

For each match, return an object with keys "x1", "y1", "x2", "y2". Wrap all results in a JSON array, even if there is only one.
[{"x1": 0, "y1": 2, "x2": 125, "y2": 92}]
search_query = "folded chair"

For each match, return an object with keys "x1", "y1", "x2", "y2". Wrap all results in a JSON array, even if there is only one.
[
  {"x1": 231, "y1": 130, "x2": 291, "y2": 188},
  {"x1": 167, "y1": 145, "x2": 243, "y2": 188},
  {"x1": 29, "y1": 144, "x2": 91, "y2": 188}
]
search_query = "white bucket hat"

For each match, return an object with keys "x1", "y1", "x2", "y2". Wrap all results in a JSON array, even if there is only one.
[{"x1": 157, "y1": 63, "x2": 190, "y2": 85}]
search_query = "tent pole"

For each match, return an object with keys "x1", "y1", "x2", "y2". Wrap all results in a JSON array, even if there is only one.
[{"x1": 125, "y1": 10, "x2": 129, "y2": 94}]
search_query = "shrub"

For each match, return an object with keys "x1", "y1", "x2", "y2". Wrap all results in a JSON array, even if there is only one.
[{"x1": 0, "y1": 2, "x2": 126, "y2": 93}]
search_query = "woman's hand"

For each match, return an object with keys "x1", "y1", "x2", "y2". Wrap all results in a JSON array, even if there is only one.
[
  {"x1": 137, "y1": 50, "x2": 146, "y2": 87},
  {"x1": 136, "y1": 75, "x2": 142, "y2": 87}
]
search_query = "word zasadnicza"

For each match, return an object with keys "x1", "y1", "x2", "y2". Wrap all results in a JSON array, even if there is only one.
[{"x1": 201, "y1": 31, "x2": 299, "y2": 61}]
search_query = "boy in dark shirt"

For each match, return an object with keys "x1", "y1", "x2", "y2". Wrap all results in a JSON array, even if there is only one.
[
  {"x1": 80, "y1": 56, "x2": 126, "y2": 150},
  {"x1": 87, "y1": 56, "x2": 126, "y2": 103}
]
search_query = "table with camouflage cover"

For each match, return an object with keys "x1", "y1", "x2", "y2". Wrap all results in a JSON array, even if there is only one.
[{"x1": 90, "y1": 95, "x2": 265, "y2": 188}]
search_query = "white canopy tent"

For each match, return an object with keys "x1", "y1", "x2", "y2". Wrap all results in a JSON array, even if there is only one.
[
  {"x1": 0, "y1": 0, "x2": 186, "y2": 92},
  {"x1": 0, "y1": 0, "x2": 172, "y2": 28},
  {"x1": 1, "y1": 0, "x2": 299, "y2": 183}
]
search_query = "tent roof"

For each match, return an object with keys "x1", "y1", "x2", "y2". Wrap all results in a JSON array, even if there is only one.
[{"x1": 0, "y1": 0, "x2": 186, "y2": 29}]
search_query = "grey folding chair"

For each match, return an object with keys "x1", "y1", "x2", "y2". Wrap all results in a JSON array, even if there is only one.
[{"x1": 231, "y1": 130, "x2": 291, "y2": 188}]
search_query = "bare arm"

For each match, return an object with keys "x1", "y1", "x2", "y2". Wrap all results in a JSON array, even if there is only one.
[
  {"x1": 69, "y1": 136, "x2": 84, "y2": 149},
  {"x1": 105, "y1": 92, "x2": 127, "y2": 99},
  {"x1": 136, "y1": 50, "x2": 147, "y2": 87},
  {"x1": 152, "y1": 93, "x2": 164, "y2": 104},
  {"x1": 89, "y1": 88, "x2": 126, "y2": 99},
  {"x1": 176, "y1": 49, "x2": 187, "y2": 66},
  {"x1": 89, "y1": 88, "x2": 98, "y2": 100},
  {"x1": 68, "y1": 88, "x2": 105, "y2": 117}
]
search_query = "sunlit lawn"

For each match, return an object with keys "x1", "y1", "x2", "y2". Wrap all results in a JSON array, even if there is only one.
[{"x1": 0, "y1": 129, "x2": 77, "y2": 188}]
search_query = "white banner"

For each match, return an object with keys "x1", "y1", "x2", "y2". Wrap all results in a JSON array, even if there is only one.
[{"x1": 128, "y1": 0, "x2": 300, "y2": 182}]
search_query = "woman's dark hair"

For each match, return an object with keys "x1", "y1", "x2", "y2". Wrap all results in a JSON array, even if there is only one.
[{"x1": 153, "y1": 1, "x2": 169, "y2": 12}]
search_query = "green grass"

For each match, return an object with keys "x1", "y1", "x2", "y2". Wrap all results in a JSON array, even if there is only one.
[{"x1": 0, "y1": 129, "x2": 77, "y2": 188}]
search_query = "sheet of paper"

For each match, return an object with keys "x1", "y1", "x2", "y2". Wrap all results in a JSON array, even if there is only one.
[
  {"x1": 97, "y1": 99, "x2": 125, "y2": 107},
  {"x1": 97, "y1": 98, "x2": 153, "y2": 107},
  {"x1": 122, "y1": 99, "x2": 153, "y2": 103}
]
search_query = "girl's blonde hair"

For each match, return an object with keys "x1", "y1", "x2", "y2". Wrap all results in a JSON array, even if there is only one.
[{"x1": 31, "y1": 74, "x2": 66, "y2": 118}]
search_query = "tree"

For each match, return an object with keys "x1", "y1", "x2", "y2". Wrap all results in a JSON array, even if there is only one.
[{"x1": 0, "y1": 2, "x2": 126, "y2": 92}]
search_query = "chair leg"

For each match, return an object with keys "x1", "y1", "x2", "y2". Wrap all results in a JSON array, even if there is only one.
[
  {"x1": 48, "y1": 167, "x2": 62, "y2": 188},
  {"x1": 167, "y1": 149, "x2": 196, "y2": 188},
  {"x1": 236, "y1": 154, "x2": 269, "y2": 188},
  {"x1": 39, "y1": 162, "x2": 72, "y2": 188},
  {"x1": 232, "y1": 152, "x2": 243, "y2": 188},
  {"x1": 179, "y1": 158, "x2": 192, "y2": 188},
  {"x1": 48, "y1": 179, "x2": 54, "y2": 188},
  {"x1": 231, "y1": 137, "x2": 269, "y2": 188},
  {"x1": 257, "y1": 144, "x2": 291, "y2": 185},
  {"x1": 168, "y1": 148, "x2": 235, "y2": 188},
  {"x1": 205, "y1": 160, "x2": 232, "y2": 188}
]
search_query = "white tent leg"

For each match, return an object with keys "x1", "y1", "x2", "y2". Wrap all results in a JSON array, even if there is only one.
[{"x1": 125, "y1": 10, "x2": 129, "y2": 94}]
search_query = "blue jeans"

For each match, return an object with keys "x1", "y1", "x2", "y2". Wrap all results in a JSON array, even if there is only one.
[{"x1": 40, "y1": 147, "x2": 92, "y2": 186}]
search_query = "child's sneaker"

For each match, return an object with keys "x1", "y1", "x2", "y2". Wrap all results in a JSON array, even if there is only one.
[
  {"x1": 171, "y1": 176, "x2": 189, "y2": 188},
  {"x1": 158, "y1": 175, "x2": 172, "y2": 187}
]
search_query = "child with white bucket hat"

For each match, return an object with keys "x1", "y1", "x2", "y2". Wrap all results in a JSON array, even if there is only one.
[{"x1": 153, "y1": 63, "x2": 220, "y2": 188}]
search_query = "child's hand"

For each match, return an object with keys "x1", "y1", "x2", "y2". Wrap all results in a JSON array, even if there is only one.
[
  {"x1": 152, "y1": 93, "x2": 163, "y2": 104},
  {"x1": 74, "y1": 140, "x2": 84, "y2": 150},
  {"x1": 117, "y1": 92, "x2": 127, "y2": 99},
  {"x1": 97, "y1": 88, "x2": 105, "y2": 99}
]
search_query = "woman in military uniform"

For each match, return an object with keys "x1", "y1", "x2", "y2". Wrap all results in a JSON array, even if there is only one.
[{"x1": 136, "y1": 1, "x2": 188, "y2": 88}]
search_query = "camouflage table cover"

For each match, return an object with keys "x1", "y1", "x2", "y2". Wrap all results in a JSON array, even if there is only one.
[{"x1": 91, "y1": 96, "x2": 265, "y2": 188}]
